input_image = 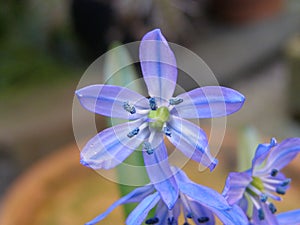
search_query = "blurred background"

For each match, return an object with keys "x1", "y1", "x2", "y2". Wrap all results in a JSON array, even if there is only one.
[{"x1": 1, "y1": 0, "x2": 300, "y2": 224}]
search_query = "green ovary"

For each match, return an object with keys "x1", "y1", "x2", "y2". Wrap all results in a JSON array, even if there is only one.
[
  {"x1": 148, "y1": 106, "x2": 170, "y2": 131},
  {"x1": 247, "y1": 176, "x2": 264, "y2": 196}
]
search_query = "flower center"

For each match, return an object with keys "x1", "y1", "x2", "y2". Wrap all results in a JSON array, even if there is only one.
[{"x1": 148, "y1": 106, "x2": 170, "y2": 131}]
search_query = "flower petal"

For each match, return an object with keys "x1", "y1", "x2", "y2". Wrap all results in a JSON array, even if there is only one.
[
  {"x1": 252, "y1": 138, "x2": 277, "y2": 172},
  {"x1": 126, "y1": 192, "x2": 160, "y2": 225},
  {"x1": 80, "y1": 119, "x2": 149, "y2": 170},
  {"x1": 212, "y1": 204, "x2": 248, "y2": 225},
  {"x1": 277, "y1": 209, "x2": 300, "y2": 225},
  {"x1": 139, "y1": 29, "x2": 177, "y2": 101},
  {"x1": 179, "y1": 182, "x2": 230, "y2": 211},
  {"x1": 171, "y1": 86, "x2": 245, "y2": 119},
  {"x1": 167, "y1": 116, "x2": 217, "y2": 171},
  {"x1": 85, "y1": 185, "x2": 154, "y2": 225},
  {"x1": 143, "y1": 142, "x2": 179, "y2": 209},
  {"x1": 188, "y1": 199, "x2": 215, "y2": 225},
  {"x1": 76, "y1": 84, "x2": 149, "y2": 119},
  {"x1": 222, "y1": 172, "x2": 252, "y2": 205},
  {"x1": 252, "y1": 203, "x2": 279, "y2": 225},
  {"x1": 264, "y1": 137, "x2": 300, "y2": 172}
]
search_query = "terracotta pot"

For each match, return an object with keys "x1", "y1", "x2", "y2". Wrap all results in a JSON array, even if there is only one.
[{"x1": 208, "y1": 0, "x2": 284, "y2": 24}]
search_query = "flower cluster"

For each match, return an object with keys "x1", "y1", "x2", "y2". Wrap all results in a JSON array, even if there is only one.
[{"x1": 76, "y1": 29, "x2": 300, "y2": 225}]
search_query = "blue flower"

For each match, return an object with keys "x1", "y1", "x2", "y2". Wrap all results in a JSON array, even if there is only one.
[
  {"x1": 84, "y1": 168, "x2": 248, "y2": 225},
  {"x1": 76, "y1": 28, "x2": 245, "y2": 208},
  {"x1": 276, "y1": 209, "x2": 300, "y2": 225},
  {"x1": 222, "y1": 138, "x2": 300, "y2": 224}
]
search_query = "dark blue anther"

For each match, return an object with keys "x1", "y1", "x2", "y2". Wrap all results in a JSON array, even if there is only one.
[
  {"x1": 183, "y1": 223, "x2": 190, "y2": 225},
  {"x1": 169, "y1": 98, "x2": 183, "y2": 105},
  {"x1": 258, "y1": 208, "x2": 265, "y2": 220},
  {"x1": 145, "y1": 217, "x2": 159, "y2": 224},
  {"x1": 123, "y1": 102, "x2": 136, "y2": 114},
  {"x1": 268, "y1": 203, "x2": 277, "y2": 214},
  {"x1": 168, "y1": 217, "x2": 176, "y2": 225},
  {"x1": 198, "y1": 217, "x2": 209, "y2": 223},
  {"x1": 281, "y1": 179, "x2": 291, "y2": 187},
  {"x1": 186, "y1": 213, "x2": 193, "y2": 219},
  {"x1": 260, "y1": 194, "x2": 268, "y2": 203},
  {"x1": 144, "y1": 142, "x2": 154, "y2": 155},
  {"x1": 127, "y1": 128, "x2": 139, "y2": 138},
  {"x1": 270, "y1": 169, "x2": 278, "y2": 177},
  {"x1": 149, "y1": 98, "x2": 157, "y2": 110},
  {"x1": 276, "y1": 186, "x2": 286, "y2": 195},
  {"x1": 163, "y1": 127, "x2": 171, "y2": 137}
]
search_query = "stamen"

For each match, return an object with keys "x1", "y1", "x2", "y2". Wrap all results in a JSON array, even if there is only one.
[
  {"x1": 276, "y1": 186, "x2": 286, "y2": 195},
  {"x1": 145, "y1": 217, "x2": 159, "y2": 224},
  {"x1": 149, "y1": 98, "x2": 157, "y2": 110},
  {"x1": 127, "y1": 128, "x2": 139, "y2": 138},
  {"x1": 197, "y1": 217, "x2": 209, "y2": 223},
  {"x1": 270, "y1": 169, "x2": 278, "y2": 177},
  {"x1": 169, "y1": 98, "x2": 183, "y2": 105},
  {"x1": 168, "y1": 217, "x2": 176, "y2": 225},
  {"x1": 268, "y1": 203, "x2": 277, "y2": 214},
  {"x1": 123, "y1": 102, "x2": 136, "y2": 114},
  {"x1": 258, "y1": 208, "x2": 265, "y2": 220},
  {"x1": 260, "y1": 194, "x2": 268, "y2": 203},
  {"x1": 281, "y1": 179, "x2": 291, "y2": 187},
  {"x1": 163, "y1": 126, "x2": 171, "y2": 137},
  {"x1": 186, "y1": 213, "x2": 193, "y2": 219},
  {"x1": 144, "y1": 142, "x2": 154, "y2": 154}
]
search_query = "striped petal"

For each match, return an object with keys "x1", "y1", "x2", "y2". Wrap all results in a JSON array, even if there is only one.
[
  {"x1": 80, "y1": 119, "x2": 149, "y2": 170},
  {"x1": 76, "y1": 84, "x2": 149, "y2": 119},
  {"x1": 171, "y1": 86, "x2": 245, "y2": 119},
  {"x1": 167, "y1": 116, "x2": 218, "y2": 171},
  {"x1": 222, "y1": 172, "x2": 252, "y2": 205},
  {"x1": 143, "y1": 142, "x2": 179, "y2": 209},
  {"x1": 139, "y1": 29, "x2": 177, "y2": 102},
  {"x1": 126, "y1": 192, "x2": 160, "y2": 225},
  {"x1": 85, "y1": 185, "x2": 154, "y2": 225},
  {"x1": 277, "y1": 209, "x2": 300, "y2": 225}
]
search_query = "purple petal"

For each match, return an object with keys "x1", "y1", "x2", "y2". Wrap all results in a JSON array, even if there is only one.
[
  {"x1": 143, "y1": 142, "x2": 179, "y2": 209},
  {"x1": 179, "y1": 182, "x2": 230, "y2": 210},
  {"x1": 188, "y1": 200, "x2": 215, "y2": 225},
  {"x1": 80, "y1": 119, "x2": 149, "y2": 170},
  {"x1": 126, "y1": 192, "x2": 160, "y2": 225},
  {"x1": 277, "y1": 209, "x2": 300, "y2": 225},
  {"x1": 264, "y1": 138, "x2": 300, "y2": 172},
  {"x1": 85, "y1": 185, "x2": 154, "y2": 225},
  {"x1": 252, "y1": 138, "x2": 277, "y2": 172},
  {"x1": 222, "y1": 172, "x2": 252, "y2": 205},
  {"x1": 171, "y1": 86, "x2": 245, "y2": 119},
  {"x1": 139, "y1": 29, "x2": 177, "y2": 101},
  {"x1": 167, "y1": 116, "x2": 218, "y2": 171},
  {"x1": 252, "y1": 203, "x2": 279, "y2": 225},
  {"x1": 76, "y1": 84, "x2": 149, "y2": 119},
  {"x1": 212, "y1": 204, "x2": 248, "y2": 225}
]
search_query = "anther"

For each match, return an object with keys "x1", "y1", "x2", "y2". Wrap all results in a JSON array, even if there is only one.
[
  {"x1": 276, "y1": 186, "x2": 286, "y2": 195},
  {"x1": 168, "y1": 217, "x2": 176, "y2": 225},
  {"x1": 123, "y1": 102, "x2": 136, "y2": 114},
  {"x1": 127, "y1": 128, "x2": 139, "y2": 138},
  {"x1": 145, "y1": 217, "x2": 159, "y2": 224},
  {"x1": 197, "y1": 217, "x2": 209, "y2": 223},
  {"x1": 186, "y1": 213, "x2": 193, "y2": 219},
  {"x1": 144, "y1": 142, "x2": 154, "y2": 155},
  {"x1": 163, "y1": 126, "x2": 171, "y2": 137},
  {"x1": 183, "y1": 223, "x2": 190, "y2": 225},
  {"x1": 260, "y1": 194, "x2": 268, "y2": 203},
  {"x1": 169, "y1": 98, "x2": 183, "y2": 105},
  {"x1": 281, "y1": 179, "x2": 291, "y2": 187},
  {"x1": 270, "y1": 169, "x2": 278, "y2": 177},
  {"x1": 258, "y1": 208, "x2": 265, "y2": 220},
  {"x1": 149, "y1": 98, "x2": 157, "y2": 110},
  {"x1": 268, "y1": 203, "x2": 277, "y2": 214}
]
